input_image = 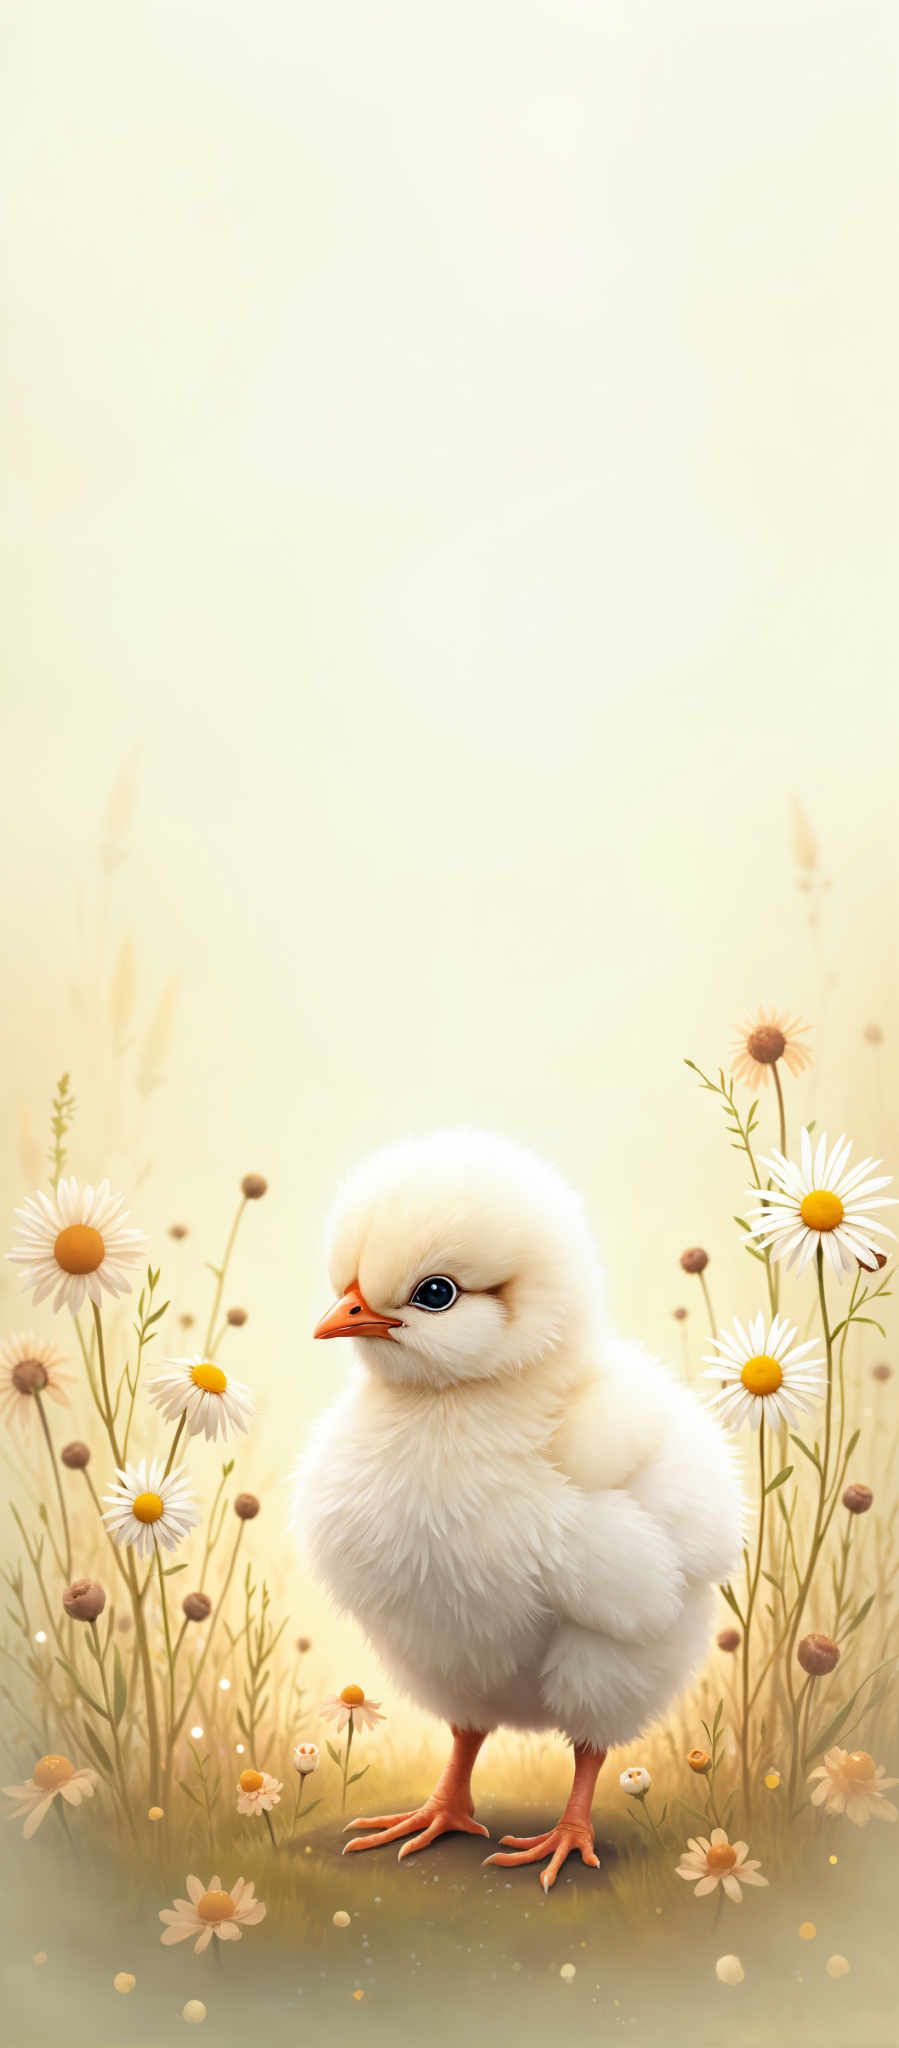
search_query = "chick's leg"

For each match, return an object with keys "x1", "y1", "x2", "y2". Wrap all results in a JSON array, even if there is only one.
[
  {"x1": 484, "y1": 1742, "x2": 606, "y2": 1891},
  {"x1": 344, "y1": 1724, "x2": 490, "y2": 1860}
]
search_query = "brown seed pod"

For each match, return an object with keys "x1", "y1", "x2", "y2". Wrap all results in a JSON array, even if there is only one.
[
  {"x1": 797, "y1": 1632, "x2": 840, "y2": 1676},
  {"x1": 241, "y1": 1174, "x2": 268, "y2": 1200},
  {"x1": 60, "y1": 1440, "x2": 91, "y2": 1469},
  {"x1": 679, "y1": 1247, "x2": 709, "y2": 1275},
  {"x1": 182, "y1": 1591, "x2": 212, "y2": 1623},
  {"x1": 226, "y1": 1307, "x2": 248, "y2": 1327},
  {"x1": 62, "y1": 1579, "x2": 106, "y2": 1622},
  {"x1": 842, "y1": 1483, "x2": 873, "y2": 1515},
  {"x1": 234, "y1": 1492, "x2": 260, "y2": 1520},
  {"x1": 716, "y1": 1627, "x2": 741, "y2": 1653}
]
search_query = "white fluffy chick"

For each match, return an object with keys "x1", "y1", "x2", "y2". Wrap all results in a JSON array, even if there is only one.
[{"x1": 294, "y1": 1129, "x2": 742, "y2": 1890}]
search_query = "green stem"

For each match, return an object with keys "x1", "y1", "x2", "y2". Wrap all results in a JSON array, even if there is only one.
[
  {"x1": 697, "y1": 1270, "x2": 717, "y2": 1341},
  {"x1": 165, "y1": 1522, "x2": 245, "y2": 1792},
  {"x1": 91, "y1": 1300, "x2": 121, "y2": 1463},
  {"x1": 740, "y1": 1427, "x2": 767, "y2": 1822},
  {"x1": 89, "y1": 1617, "x2": 135, "y2": 1837},
  {"x1": 771, "y1": 1062, "x2": 787, "y2": 1159},
  {"x1": 33, "y1": 1394, "x2": 73, "y2": 1581},
  {"x1": 155, "y1": 1543, "x2": 177, "y2": 1739},
  {"x1": 203, "y1": 1199, "x2": 247, "y2": 1358},
  {"x1": 263, "y1": 1807, "x2": 279, "y2": 1853},
  {"x1": 342, "y1": 1716, "x2": 354, "y2": 1812},
  {"x1": 163, "y1": 1413, "x2": 187, "y2": 1479}
]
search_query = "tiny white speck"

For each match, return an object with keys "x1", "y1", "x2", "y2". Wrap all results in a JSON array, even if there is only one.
[
  {"x1": 34, "y1": 1631, "x2": 47, "y2": 1644},
  {"x1": 218, "y1": 1677, "x2": 230, "y2": 1691},
  {"x1": 190, "y1": 1725, "x2": 204, "y2": 1739}
]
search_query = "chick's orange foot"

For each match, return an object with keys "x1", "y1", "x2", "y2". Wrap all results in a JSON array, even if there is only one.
[
  {"x1": 343, "y1": 1723, "x2": 489, "y2": 1861},
  {"x1": 343, "y1": 1801, "x2": 490, "y2": 1860},
  {"x1": 484, "y1": 1818, "x2": 600, "y2": 1890}
]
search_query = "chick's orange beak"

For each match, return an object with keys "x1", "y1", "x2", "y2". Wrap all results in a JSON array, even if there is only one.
[{"x1": 313, "y1": 1280, "x2": 404, "y2": 1341}]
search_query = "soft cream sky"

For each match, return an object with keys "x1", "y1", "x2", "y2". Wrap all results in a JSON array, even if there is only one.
[{"x1": 2, "y1": 0, "x2": 897, "y2": 1556}]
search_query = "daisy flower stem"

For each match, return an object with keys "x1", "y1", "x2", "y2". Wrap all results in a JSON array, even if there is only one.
[
  {"x1": 771, "y1": 1062, "x2": 787, "y2": 1160},
  {"x1": 263, "y1": 1807, "x2": 279, "y2": 1853},
  {"x1": 162, "y1": 1413, "x2": 187, "y2": 1480},
  {"x1": 91, "y1": 1301, "x2": 121, "y2": 1464},
  {"x1": 165, "y1": 1523, "x2": 246, "y2": 1792},
  {"x1": 784, "y1": 1246, "x2": 835, "y2": 1806},
  {"x1": 72, "y1": 1311, "x2": 102, "y2": 1419},
  {"x1": 342, "y1": 1717, "x2": 354, "y2": 1811},
  {"x1": 203, "y1": 1198, "x2": 247, "y2": 1359},
  {"x1": 123, "y1": 1548, "x2": 162, "y2": 1801},
  {"x1": 33, "y1": 1392, "x2": 72, "y2": 1581},
  {"x1": 154, "y1": 1544, "x2": 178, "y2": 1738},
  {"x1": 89, "y1": 1616, "x2": 136, "y2": 1837},
  {"x1": 740, "y1": 1426, "x2": 767, "y2": 1822}
]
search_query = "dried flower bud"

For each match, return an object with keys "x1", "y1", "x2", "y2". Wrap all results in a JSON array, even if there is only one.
[
  {"x1": 60, "y1": 1440, "x2": 90, "y2": 1470},
  {"x1": 234, "y1": 1492, "x2": 260, "y2": 1520},
  {"x1": 296, "y1": 1635, "x2": 312, "y2": 1654},
  {"x1": 672, "y1": 1306, "x2": 688, "y2": 1322},
  {"x1": 182, "y1": 1591, "x2": 212, "y2": 1622},
  {"x1": 872, "y1": 1361, "x2": 892, "y2": 1383},
  {"x1": 864, "y1": 1023, "x2": 884, "y2": 1045},
  {"x1": 241, "y1": 1173, "x2": 268, "y2": 1201},
  {"x1": 716, "y1": 1627, "x2": 741, "y2": 1653},
  {"x1": 842, "y1": 1483, "x2": 873, "y2": 1515},
  {"x1": 226, "y1": 1306, "x2": 248, "y2": 1327},
  {"x1": 179, "y1": 1313, "x2": 195, "y2": 1329},
  {"x1": 857, "y1": 1249, "x2": 888, "y2": 1273},
  {"x1": 687, "y1": 1748, "x2": 711, "y2": 1773},
  {"x1": 680, "y1": 1247, "x2": 709, "y2": 1275},
  {"x1": 169, "y1": 1223, "x2": 189, "y2": 1241},
  {"x1": 797, "y1": 1632, "x2": 840, "y2": 1676},
  {"x1": 62, "y1": 1578, "x2": 106, "y2": 1622}
]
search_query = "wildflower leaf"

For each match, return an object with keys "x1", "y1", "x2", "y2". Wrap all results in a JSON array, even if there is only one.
[
  {"x1": 765, "y1": 1465, "x2": 794, "y2": 1496},
  {"x1": 805, "y1": 1656, "x2": 898, "y2": 1762},
  {"x1": 163, "y1": 1562, "x2": 188, "y2": 1577},
  {"x1": 112, "y1": 1646, "x2": 127, "y2": 1724},
  {"x1": 55, "y1": 1656, "x2": 107, "y2": 1719},
  {"x1": 846, "y1": 1594, "x2": 875, "y2": 1636},
  {"x1": 719, "y1": 1582, "x2": 745, "y2": 1625},
  {"x1": 790, "y1": 1434, "x2": 821, "y2": 1472},
  {"x1": 347, "y1": 1767, "x2": 370, "y2": 1786},
  {"x1": 81, "y1": 1719, "x2": 115, "y2": 1779},
  {"x1": 177, "y1": 1779, "x2": 203, "y2": 1807},
  {"x1": 326, "y1": 1741, "x2": 343, "y2": 1768}
]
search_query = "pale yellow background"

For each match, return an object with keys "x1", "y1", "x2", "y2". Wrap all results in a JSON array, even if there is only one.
[{"x1": 2, "y1": 1, "x2": 897, "y2": 1682}]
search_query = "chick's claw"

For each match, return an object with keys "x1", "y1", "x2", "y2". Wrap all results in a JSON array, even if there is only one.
[
  {"x1": 483, "y1": 1820, "x2": 600, "y2": 1890},
  {"x1": 342, "y1": 1804, "x2": 490, "y2": 1859}
]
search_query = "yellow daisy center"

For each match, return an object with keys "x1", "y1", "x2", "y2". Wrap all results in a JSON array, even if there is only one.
[
  {"x1": 54, "y1": 1223, "x2": 105, "y2": 1274},
  {"x1": 132, "y1": 1491, "x2": 164, "y2": 1524},
  {"x1": 706, "y1": 1842, "x2": 737, "y2": 1872},
  {"x1": 843, "y1": 1751, "x2": 875, "y2": 1781},
  {"x1": 740, "y1": 1354, "x2": 783, "y2": 1397},
  {"x1": 197, "y1": 1890, "x2": 236, "y2": 1924},
  {"x1": 800, "y1": 1189, "x2": 844, "y2": 1233},
  {"x1": 190, "y1": 1361, "x2": 228, "y2": 1395},
  {"x1": 33, "y1": 1754, "x2": 75, "y2": 1790},
  {"x1": 239, "y1": 1769, "x2": 264, "y2": 1793},
  {"x1": 340, "y1": 1684, "x2": 365, "y2": 1706}
]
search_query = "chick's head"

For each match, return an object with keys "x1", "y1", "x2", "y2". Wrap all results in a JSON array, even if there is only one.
[{"x1": 315, "y1": 1129, "x2": 601, "y2": 1389}]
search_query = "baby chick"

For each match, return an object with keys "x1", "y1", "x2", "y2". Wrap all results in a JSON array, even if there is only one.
[{"x1": 294, "y1": 1130, "x2": 741, "y2": 1889}]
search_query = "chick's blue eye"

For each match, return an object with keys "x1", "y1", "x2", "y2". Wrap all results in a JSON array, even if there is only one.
[{"x1": 410, "y1": 1275, "x2": 458, "y2": 1312}]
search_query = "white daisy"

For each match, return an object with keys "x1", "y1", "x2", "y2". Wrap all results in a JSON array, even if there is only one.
[
  {"x1": 8, "y1": 1178, "x2": 147, "y2": 1314},
  {"x1": 147, "y1": 1356, "x2": 255, "y2": 1443},
  {"x1": 102, "y1": 1457, "x2": 200, "y2": 1559},
  {"x1": 807, "y1": 1748, "x2": 898, "y2": 1827},
  {"x1": 159, "y1": 1874, "x2": 266, "y2": 1953},
  {"x1": 235, "y1": 1768, "x2": 282, "y2": 1816},
  {"x1": 675, "y1": 1827, "x2": 768, "y2": 1902},
  {"x1": 744, "y1": 1129, "x2": 895, "y2": 1281},
  {"x1": 317, "y1": 1684, "x2": 385, "y2": 1733},
  {"x1": 703, "y1": 1312, "x2": 826, "y2": 1432},
  {"x1": 3, "y1": 1754, "x2": 96, "y2": 1838},
  {"x1": 0, "y1": 1332, "x2": 74, "y2": 1433}
]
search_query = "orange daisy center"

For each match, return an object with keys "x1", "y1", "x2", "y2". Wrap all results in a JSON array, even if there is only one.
[
  {"x1": 340, "y1": 1684, "x2": 365, "y2": 1706},
  {"x1": 843, "y1": 1751, "x2": 875, "y2": 1781},
  {"x1": 239, "y1": 1770, "x2": 264, "y2": 1793},
  {"x1": 132, "y1": 1491, "x2": 164, "y2": 1524},
  {"x1": 33, "y1": 1753, "x2": 75, "y2": 1790},
  {"x1": 706, "y1": 1842, "x2": 737, "y2": 1872},
  {"x1": 740, "y1": 1353, "x2": 783, "y2": 1397},
  {"x1": 190, "y1": 1361, "x2": 228, "y2": 1394},
  {"x1": 800, "y1": 1189, "x2": 844, "y2": 1233},
  {"x1": 197, "y1": 1890, "x2": 236, "y2": 1924},
  {"x1": 54, "y1": 1224, "x2": 105, "y2": 1274}
]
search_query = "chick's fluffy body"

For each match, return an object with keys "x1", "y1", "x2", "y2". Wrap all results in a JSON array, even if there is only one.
[{"x1": 295, "y1": 1132, "x2": 742, "y2": 1749}]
